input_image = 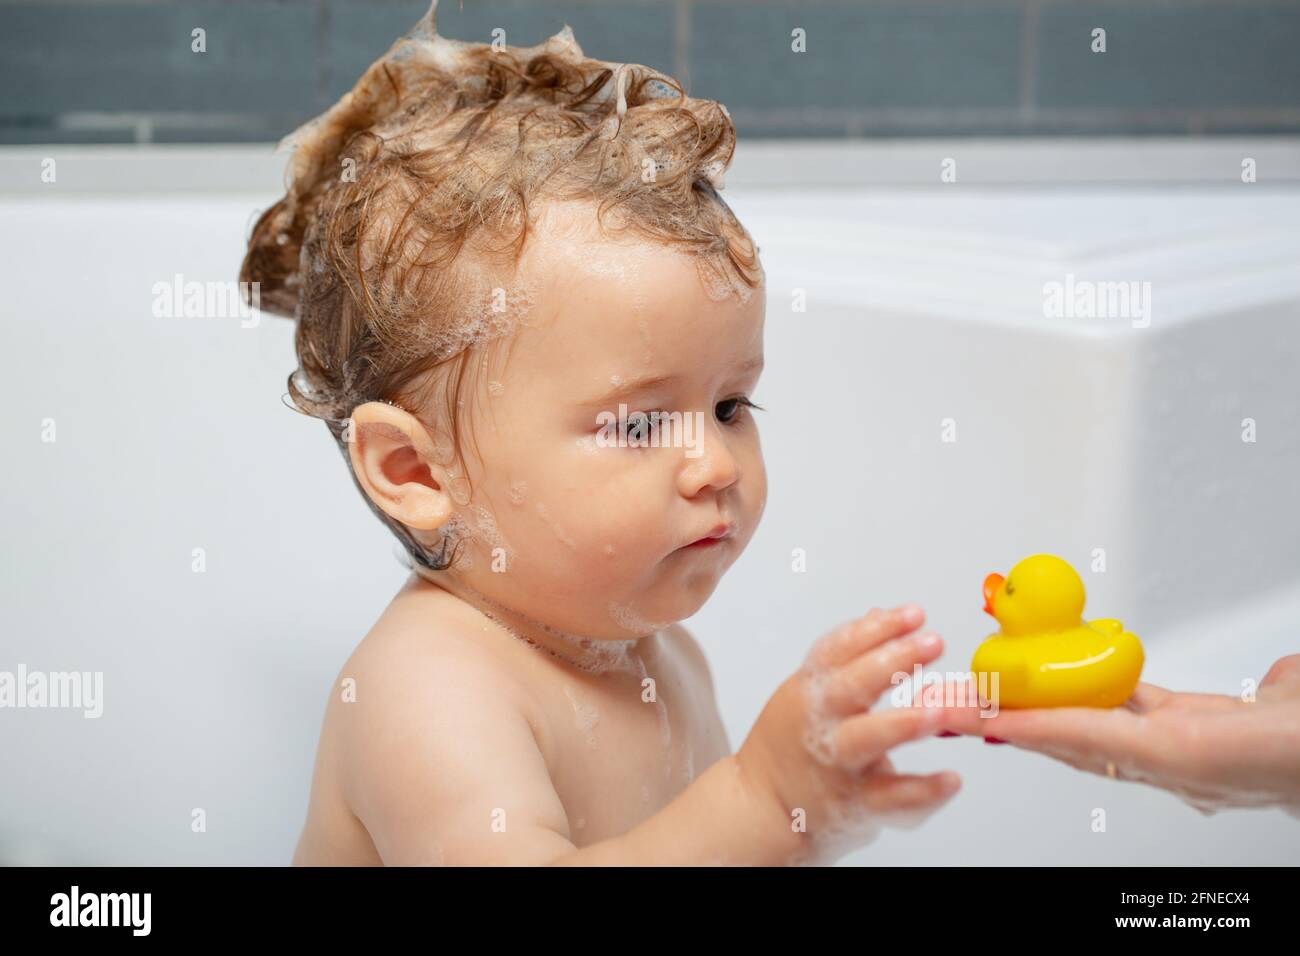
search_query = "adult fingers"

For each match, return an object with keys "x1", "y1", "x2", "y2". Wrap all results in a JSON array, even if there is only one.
[
  {"x1": 1123, "y1": 682, "x2": 1175, "y2": 713},
  {"x1": 967, "y1": 707, "x2": 1165, "y2": 774}
]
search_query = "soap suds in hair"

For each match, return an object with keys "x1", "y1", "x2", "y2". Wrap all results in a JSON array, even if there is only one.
[{"x1": 239, "y1": 0, "x2": 762, "y2": 575}]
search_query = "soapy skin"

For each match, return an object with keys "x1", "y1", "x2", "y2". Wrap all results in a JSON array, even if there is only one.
[
  {"x1": 294, "y1": 200, "x2": 758, "y2": 863},
  {"x1": 292, "y1": 197, "x2": 968, "y2": 865},
  {"x1": 290, "y1": 1, "x2": 970, "y2": 866}
]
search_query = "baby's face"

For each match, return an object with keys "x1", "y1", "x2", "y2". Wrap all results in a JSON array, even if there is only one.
[{"x1": 444, "y1": 201, "x2": 766, "y2": 639}]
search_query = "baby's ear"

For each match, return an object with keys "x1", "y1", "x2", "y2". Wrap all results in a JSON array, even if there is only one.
[{"x1": 346, "y1": 402, "x2": 453, "y2": 531}]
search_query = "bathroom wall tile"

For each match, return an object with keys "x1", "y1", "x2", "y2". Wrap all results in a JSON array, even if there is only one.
[
  {"x1": 324, "y1": 0, "x2": 677, "y2": 109},
  {"x1": 150, "y1": 116, "x2": 309, "y2": 144},
  {"x1": 3, "y1": 0, "x2": 1300, "y2": 143},
  {"x1": 0, "y1": 1, "x2": 320, "y2": 115},
  {"x1": 0, "y1": 122, "x2": 136, "y2": 146},
  {"x1": 1036, "y1": 1, "x2": 1300, "y2": 111},
  {"x1": 688, "y1": 1, "x2": 1025, "y2": 113}
]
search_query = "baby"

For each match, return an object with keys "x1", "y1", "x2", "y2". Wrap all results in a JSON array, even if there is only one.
[{"x1": 241, "y1": 1, "x2": 964, "y2": 866}]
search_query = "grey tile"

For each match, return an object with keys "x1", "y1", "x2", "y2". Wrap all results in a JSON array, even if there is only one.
[
  {"x1": 726, "y1": 106, "x2": 1300, "y2": 138},
  {"x1": 151, "y1": 122, "x2": 297, "y2": 144},
  {"x1": 0, "y1": 1, "x2": 321, "y2": 115},
  {"x1": 1037, "y1": 2, "x2": 1300, "y2": 110},
  {"x1": 689, "y1": 1, "x2": 1024, "y2": 111},
  {"x1": 6, "y1": 0, "x2": 1299, "y2": 144},
  {"x1": 324, "y1": 0, "x2": 677, "y2": 108},
  {"x1": 0, "y1": 125, "x2": 136, "y2": 146}
]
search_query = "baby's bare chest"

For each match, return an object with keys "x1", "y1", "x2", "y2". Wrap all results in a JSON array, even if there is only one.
[{"x1": 536, "y1": 651, "x2": 730, "y2": 846}]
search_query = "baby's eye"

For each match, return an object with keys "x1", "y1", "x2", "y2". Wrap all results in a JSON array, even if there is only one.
[
  {"x1": 716, "y1": 396, "x2": 762, "y2": 424},
  {"x1": 619, "y1": 410, "x2": 662, "y2": 441}
]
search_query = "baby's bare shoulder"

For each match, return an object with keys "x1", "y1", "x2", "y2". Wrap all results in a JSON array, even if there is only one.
[
  {"x1": 337, "y1": 601, "x2": 533, "y2": 738},
  {"x1": 322, "y1": 601, "x2": 568, "y2": 863}
]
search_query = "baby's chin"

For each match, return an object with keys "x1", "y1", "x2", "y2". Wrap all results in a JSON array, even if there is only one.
[
  {"x1": 552, "y1": 577, "x2": 720, "y2": 640},
  {"x1": 604, "y1": 562, "x2": 729, "y2": 635},
  {"x1": 497, "y1": 572, "x2": 720, "y2": 642}
]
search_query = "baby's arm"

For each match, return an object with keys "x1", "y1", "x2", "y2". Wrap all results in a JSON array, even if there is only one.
[
  {"x1": 549, "y1": 755, "x2": 800, "y2": 865},
  {"x1": 340, "y1": 632, "x2": 800, "y2": 866}
]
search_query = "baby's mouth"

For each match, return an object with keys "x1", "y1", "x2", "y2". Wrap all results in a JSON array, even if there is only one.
[
  {"x1": 678, "y1": 522, "x2": 736, "y2": 550},
  {"x1": 682, "y1": 537, "x2": 725, "y2": 550}
]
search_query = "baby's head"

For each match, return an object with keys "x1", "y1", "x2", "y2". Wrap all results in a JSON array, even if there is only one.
[{"x1": 241, "y1": 1, "x2": 766, "y2": 644}]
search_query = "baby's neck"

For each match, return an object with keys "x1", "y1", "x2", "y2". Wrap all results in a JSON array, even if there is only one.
[{"x1": 409, "y1": 568, "x2": 651, "y2": 675}]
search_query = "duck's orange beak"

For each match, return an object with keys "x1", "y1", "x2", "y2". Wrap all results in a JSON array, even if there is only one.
[{"x1": 983, "y1": 573, "x2": 1004, "y2": 617}]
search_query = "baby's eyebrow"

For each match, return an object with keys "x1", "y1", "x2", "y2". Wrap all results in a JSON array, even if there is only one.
[
  {"x1": 586, "y1": 373, "x2": 680, "y2": 407},
  {"x1": 583, "y1": 355, "x2": 763, "y2": 407}
]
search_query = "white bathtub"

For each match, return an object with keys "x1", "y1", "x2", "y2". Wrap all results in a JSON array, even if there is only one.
[{"x1": 1, "y1": 143, "x2": 1297, "y2": 865}]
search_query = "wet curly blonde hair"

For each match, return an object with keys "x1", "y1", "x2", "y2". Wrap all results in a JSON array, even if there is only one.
[{"x1": 239, "y1": 0, "x2": 762, "y2": 570}]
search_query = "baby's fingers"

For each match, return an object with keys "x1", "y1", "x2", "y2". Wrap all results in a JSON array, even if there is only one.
[
  {"x1": 833, "y1": 705, "x2": 945, "y2": 772},
  {"x1": 820, "y1": 630, "x2": 944, "y2": 716},
  {"x1": 806, "y1": 605, "x2": 925, "y2": 671},
  {"x1": 912, "y1": 675, "x2": 988, "y2": 727},
  {"x1": 1260, "y1": 654, "x2": 1300, "y2": 699},
  {"x1": 861, "y1": 771, "x2": 962, "y2": 825}
]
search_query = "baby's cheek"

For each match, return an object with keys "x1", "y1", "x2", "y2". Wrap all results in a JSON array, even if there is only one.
[
  {"x1": 492, "y1": 495, "x2": 632, "y2": 584},
  {"x1": 568, "y1": 524, "x2": 656, "y2": 585},
  {"x1": 742, "y1": 445, "x2": 768, "y2": 524}
]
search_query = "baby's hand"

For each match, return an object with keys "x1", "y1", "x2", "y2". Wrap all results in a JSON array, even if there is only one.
[{"x1": 735, "y1": 605, "x2": 962, "y2": 863}]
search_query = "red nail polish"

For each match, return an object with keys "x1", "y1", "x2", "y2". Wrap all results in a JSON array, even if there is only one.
[
  {"x1": 984, "y1": 736, "x2": 1008, "y2": 744},
  {"x1": 936, "y1": 730, "x2": 959, "y2": 738}
]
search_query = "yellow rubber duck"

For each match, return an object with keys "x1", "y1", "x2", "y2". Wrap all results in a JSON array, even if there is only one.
[{"x1": 972, "y1": 554, "x2": 1144, "y2": 708}]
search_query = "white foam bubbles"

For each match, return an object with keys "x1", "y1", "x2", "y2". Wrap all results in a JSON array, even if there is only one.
[{"x1": 607, "y1": 601, "x2": 674, "y2": 637}]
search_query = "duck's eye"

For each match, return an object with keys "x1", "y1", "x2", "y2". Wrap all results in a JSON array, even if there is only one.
[{"x1": 1005, "y1": 580, "x2": 1016, "y2": 596}]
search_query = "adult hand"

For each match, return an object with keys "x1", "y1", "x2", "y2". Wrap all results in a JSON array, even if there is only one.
[{"x1": 937, "y1": 654, "x2": 1300, "y2": 818}]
